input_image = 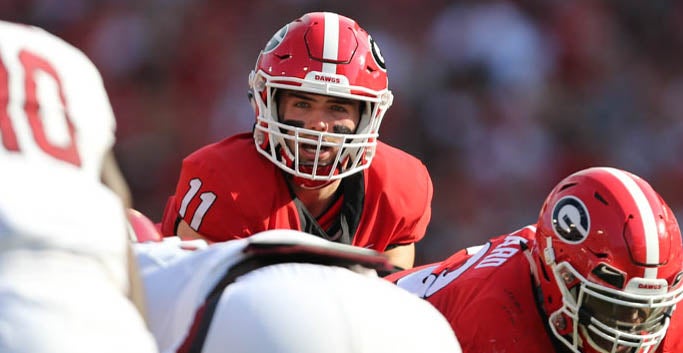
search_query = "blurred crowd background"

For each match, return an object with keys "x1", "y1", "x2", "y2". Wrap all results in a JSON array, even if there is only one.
[{"x1": 3, "y1": 0, "x2": 683, "y2": 265}]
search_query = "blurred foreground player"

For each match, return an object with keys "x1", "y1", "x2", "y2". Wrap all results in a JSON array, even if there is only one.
[
  {"x1": 134, "y1": 229, "x2": 462, "y2": 353},
  {"x1": 0, "y1": 21, "x2": 156, "y2": 353}
]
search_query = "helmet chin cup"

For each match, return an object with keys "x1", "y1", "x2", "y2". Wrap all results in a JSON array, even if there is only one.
[
  {"x1": 281, "y1": 149, "x2": 339, "y2": 189},
  {"x1": 291, "y1": 175, "x2": 335, "y2": 190}
]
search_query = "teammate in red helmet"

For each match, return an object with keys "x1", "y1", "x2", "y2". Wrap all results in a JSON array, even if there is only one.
[{"x1": 387, "y1": 167, "x2": 683, "y2": 353}]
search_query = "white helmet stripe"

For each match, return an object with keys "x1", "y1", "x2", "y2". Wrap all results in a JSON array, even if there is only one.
[
  {"x1": 604, "y1": 167, "x2": 659, "y2": 278},
  {"x1": 322, "y1": 12, "x2": 339, "y2": 74}
]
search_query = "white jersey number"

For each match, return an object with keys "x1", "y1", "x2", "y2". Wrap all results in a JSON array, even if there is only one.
[
  {"x1": 0, "y1": 49, "x2": 81, "y2": 165},
  {"x1": 178, "y1": 178, "x2": 217, "y2": 231},
  {"x1": 395, "y1": 243, "x2": 491, "y2": 298}
]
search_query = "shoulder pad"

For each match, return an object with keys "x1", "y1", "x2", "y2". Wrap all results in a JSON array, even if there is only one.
[{"x1": 243, "y1": 229, "x2": 393, "y2": 273}]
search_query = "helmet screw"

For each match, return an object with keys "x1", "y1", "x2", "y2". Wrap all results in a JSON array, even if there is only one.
[
  {"x1": 552, "y1": 315, "x2": 567, "y2": 331},
  {"x1": 255, "y1": 131, "x2": 265, "y2": 145},
  {"x1": 560, "y1": 269, "x2": 575, "y2": 284}
]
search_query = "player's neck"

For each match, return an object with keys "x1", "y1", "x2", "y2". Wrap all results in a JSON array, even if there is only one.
[{"x1": 290, "y1": 179, "x2": 342, "y2": 218}]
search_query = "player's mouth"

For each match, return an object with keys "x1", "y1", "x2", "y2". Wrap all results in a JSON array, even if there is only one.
[{"x1": 299, "y1": 143, "x2": 334, "y2": 161}]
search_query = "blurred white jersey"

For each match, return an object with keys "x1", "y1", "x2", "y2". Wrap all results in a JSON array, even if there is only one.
[
  {"x1": 0, "y1": 159, "x2": 157, "y2": 353},
  {"x1": 137, "y1": 230, "x2": 462, "y2": 353},
  {"x1": 0, "y1": 20, "x2": 115, "y2": 178}
]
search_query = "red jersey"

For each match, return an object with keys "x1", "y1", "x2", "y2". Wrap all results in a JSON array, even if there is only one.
[
  {"x1": 388, "y1": 226, "x2": 557, "y2": 353},
  {"x1": 387, "y1": 226, "x2": 683, "y2": 353},
  {"x1": 160, "y1": 133, "x2": 433, "y2": 252},
  {"x1": 661, "y1": 308, "x2": 683, "y2": 353}
]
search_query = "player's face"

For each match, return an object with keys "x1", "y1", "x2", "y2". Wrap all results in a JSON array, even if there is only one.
[
  {"x1": 277, "y1": 90, "x2": 361, "y2": 166},
  {"x1": 582, "y1": 293, "x2": 668, "y2": 353}
]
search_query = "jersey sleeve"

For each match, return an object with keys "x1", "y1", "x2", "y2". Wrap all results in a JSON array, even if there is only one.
[
  {"x1": 396, "y1": 161, "x2": 433, "y2": 245},
  {"x1": 660, "y1": 306, "x2": 683, "y2": 352},
  {"x1": 160, "y1": 137, "x2": 290, "y2": 243},
  {"x1": 161, "y1": 154, "x2": 241, "y2": 241},
  {"x1": 381, "y1": 154, "x2": 434, "y2": 247}
]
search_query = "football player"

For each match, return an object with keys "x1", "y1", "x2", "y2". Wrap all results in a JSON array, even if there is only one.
[
  {"x1": 160, "y1": 12, "x2": 433, "y2": 270},
  {"x1": 0, "y1": 22, "x2": 131, "y2": 206},
  {"x1": 0, "y1": 21, "x2": 155, "y2": 353},
  {"x1": 135, "y1": 229, "x2": 462, "y2": 353},
  {"x1": 387, "y1": 167, "x2": 683, "y2": 353}
]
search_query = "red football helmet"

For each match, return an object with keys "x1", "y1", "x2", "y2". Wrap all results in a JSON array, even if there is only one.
[
  {"x1": 249, "y1": 12, "x2": 393, "y2": 188},
  {"x1": 532, "y1": 167, "x2": 683, "y2": 353}
]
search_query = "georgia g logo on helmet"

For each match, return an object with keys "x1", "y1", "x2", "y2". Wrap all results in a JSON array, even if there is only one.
[
  {"x1": 552, "y1": 196, "x2": 590, "y2": 243},
  {"x1": 262, "y1": 24, "x2": 288, "y2": 53},
  {"x1": 368, "y1": 35, "x2": 386, "y2": 71}
]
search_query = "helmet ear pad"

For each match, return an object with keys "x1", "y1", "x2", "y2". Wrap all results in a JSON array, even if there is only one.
[{"x1": 247, "y1": 90, "x2": 258, "y2": 115}]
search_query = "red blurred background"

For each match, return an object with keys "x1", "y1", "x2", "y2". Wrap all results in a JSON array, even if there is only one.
[{"x1": 4, "y1": 0, "x2": 683, "y2": 265}]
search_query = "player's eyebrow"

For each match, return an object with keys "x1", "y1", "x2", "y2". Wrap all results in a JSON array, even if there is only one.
[
  {"x1": 284, "y1": 91, "x2": 357, "y2": 106},
  {"x1": 282, "y1": 91, "x2": 314, "y2": 101},
  {"x1": 281, "y1": 119, "x2": 304, "y2": 128}
]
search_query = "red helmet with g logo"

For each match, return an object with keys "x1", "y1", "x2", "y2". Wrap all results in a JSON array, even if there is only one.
[
  {"x1": 533, "y1": 167, "x2": 683, "y2": 353},
  {"x1": 249, "y1": 12, "x2": 393, "y2": 188}
]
